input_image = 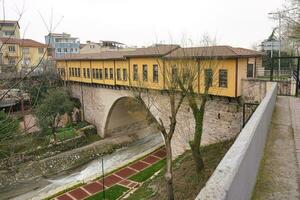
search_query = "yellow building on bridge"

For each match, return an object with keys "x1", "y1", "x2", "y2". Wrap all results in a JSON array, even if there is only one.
[{"x1": 56, "y1": 44, "x2": 263, "y2": 97}]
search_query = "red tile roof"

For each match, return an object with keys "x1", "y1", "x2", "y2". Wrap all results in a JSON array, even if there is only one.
[
  {"x1": 0, "y1": 38, "x2": 47, "y2": 48},
  {"x1": 56, "y1": 45, "x2": 264, "y2": 61},
  {"x1": 164, "y1": 46, "x2": 264, "y2": 59},
  {"x1": 57, "y1": 44, "x2": 179, "y2": 61},
  {"x1": 0, "y1": 20, "x2": 20, "y2": 28}
]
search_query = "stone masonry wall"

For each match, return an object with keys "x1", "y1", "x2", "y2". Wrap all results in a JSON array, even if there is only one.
[
  {"x1": 242, "y1": 79, "x2": 294, "y2": 103},
  {"x1": 69, "y1": 83, "x2": 242, "y2": 157}
]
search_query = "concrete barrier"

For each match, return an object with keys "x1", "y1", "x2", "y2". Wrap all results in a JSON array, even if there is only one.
[{"x1": 196, "y1": 83, "x2": 277, "y2": 200}]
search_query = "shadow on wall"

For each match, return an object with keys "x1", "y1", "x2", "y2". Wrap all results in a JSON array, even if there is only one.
[{"x1": 105, "y1": 97, "x2": 158, "y2": 137}]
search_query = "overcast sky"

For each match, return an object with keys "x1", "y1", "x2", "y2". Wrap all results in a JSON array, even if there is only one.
[{"x1": 2, "y1": 0, "x2": 285, "y2": 48}]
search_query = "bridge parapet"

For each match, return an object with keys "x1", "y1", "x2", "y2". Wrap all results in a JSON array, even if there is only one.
[{"x1": 196, "y1": 82, "x2": 277, "y2": 200}]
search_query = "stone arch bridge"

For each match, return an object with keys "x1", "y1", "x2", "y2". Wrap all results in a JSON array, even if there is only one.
[{"x1": 69, "y1": 83, "x2": 241, "y2": 157}]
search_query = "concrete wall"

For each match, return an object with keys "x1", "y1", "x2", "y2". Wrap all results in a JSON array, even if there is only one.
[
  {"x1": 196, "y1": 83, "x2": 277, "y2": 200},
  {"x1": 69, "y1": 83, "x2": 242, "y2": 157}
]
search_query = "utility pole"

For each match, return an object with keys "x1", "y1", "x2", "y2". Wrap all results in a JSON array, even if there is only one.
[
  {"x1": 278, "y1": 12, "x2": 281, "y2": 77},
  {"x1": 268, "y1": 11, "x2": 282, "y2": 77}
]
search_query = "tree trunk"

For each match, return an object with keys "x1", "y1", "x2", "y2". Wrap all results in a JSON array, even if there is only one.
[
  {"x1": 165, "y1": 138, "x2": 174, "y2": 200},
  {"x1": 188, "y1": 93, "x2": 207, "y2": 173},
  {"x1": 52, "y1": 132, "x2": 57, "y2": 142},
  {"x1": 190, "y1": 141, "x2": 204, "y2": 173}
]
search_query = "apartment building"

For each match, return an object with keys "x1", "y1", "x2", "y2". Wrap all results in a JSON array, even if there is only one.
[
  {"x1": 0, "y1": 38, "x2": 47, "y2": 72},
  {"x1": 45, "y1": 33, "x2": 80, "y2": 58},
  {"x1": 0, "y1": 20, "x2": 20, "y2": 39}
]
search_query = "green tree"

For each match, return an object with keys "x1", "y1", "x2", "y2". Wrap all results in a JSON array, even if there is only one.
[{"x1": 35, "y1": 89, "x2": 75, "y2": 141}]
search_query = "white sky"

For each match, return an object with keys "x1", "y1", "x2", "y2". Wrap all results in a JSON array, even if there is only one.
[{"x1": 1, "y1": 0, "x2": 285, "y2": 48}]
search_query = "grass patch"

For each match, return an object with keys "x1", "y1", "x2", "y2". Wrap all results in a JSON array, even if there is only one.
[
  {"x1": 56, "y1": 127, "x2": 75, "y2": 140},
  {"x1": 125, "y1": 139, "x2": 234, "y2": 200},
  {"x1": 86, "y1": 185, "x2": 128, "y2": 200},
  {"x1": 129, "y1": 159, "x2": 166, "y2": 182}
]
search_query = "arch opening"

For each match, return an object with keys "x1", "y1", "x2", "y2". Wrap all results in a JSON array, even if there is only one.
[{"x1": 104, "y1": 97, "x2": 159, "y2": 138}]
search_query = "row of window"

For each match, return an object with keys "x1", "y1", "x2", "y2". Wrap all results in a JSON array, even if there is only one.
[
  {"x1": 68, "y1": 67, "x2": 122, "y2": 81},
  {"x1": 133, "y1": 64, "x2": 159, "y2": 82},
  {"x1": 57, "y1": 48, "x2": 78, "y2": 53},
  {"x1": 65, "y1": 66, "x2": 227, "y2": 88},
  {"x1": 7, "y1": 46, "x2": 44, "y2": 54},
  {"x1": 204, "y1": 69, "x2": 228, "y2": 88},
  {"x1": 170, "y1": 66, "x2": 228, "y2": 88},
  {"x1": 67, "y1": 64, "x2": 159, "y2": 83}
]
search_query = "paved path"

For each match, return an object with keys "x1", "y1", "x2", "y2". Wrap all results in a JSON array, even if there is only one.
[
  {"x1": 55, "y1": 147, "x2": 166, "y2": 200},
  {"x1": 252, "y1": 96, "x2": 300, "y2": 200}
]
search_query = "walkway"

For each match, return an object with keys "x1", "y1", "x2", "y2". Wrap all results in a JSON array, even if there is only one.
[
  {"x1": 55, "y1": 147, "x2": 166, "y2": 200},
  {"x1": 252, "y1": 96, "x2": 300, "y2": 200}
]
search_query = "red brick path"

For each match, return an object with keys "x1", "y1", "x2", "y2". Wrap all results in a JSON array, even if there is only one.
[{"x1": 55, "y1": 147, "x2": 166, "y2": 200}]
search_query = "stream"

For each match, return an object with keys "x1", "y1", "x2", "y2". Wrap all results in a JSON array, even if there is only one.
[{"x1": 1, "y1": 132, "x2": 163, "y2": 200}]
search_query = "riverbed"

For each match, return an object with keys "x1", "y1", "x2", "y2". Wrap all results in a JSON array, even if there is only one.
[{"x1": 1, "y1": 132, "x2": 163, "y2": 200}]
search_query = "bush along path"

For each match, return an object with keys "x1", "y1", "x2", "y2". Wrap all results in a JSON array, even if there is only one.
[{"x1": 54, "y1": 147, "x2": 166, "y2": 200}]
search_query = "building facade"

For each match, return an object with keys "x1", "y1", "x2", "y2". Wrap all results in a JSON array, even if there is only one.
[
  {"x1": 80, "y1": 40, "x2": 135, "y2": 54},
  {"x1": 0, "y1": 20, "x2": 20, "y2": 39},
  {"x1": 0, "y1": 38, "x2": 47, "y2": 72},
  {"x1": 45, "y1": 33, "x2": 80, "y2": 58},
  {"x1": 56, "y1": 44, "x2": 263, "y2": 98}
]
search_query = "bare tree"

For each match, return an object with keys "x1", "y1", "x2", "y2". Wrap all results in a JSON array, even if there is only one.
[
  {"x1": 128, "y1": 46, "x2": 187, "y2": 200},
  {"x1": 164, "y1": 36, "x2": 221, "y2": 173}
]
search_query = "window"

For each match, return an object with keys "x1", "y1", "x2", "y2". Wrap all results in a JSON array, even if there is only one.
[
  {"x1": 69, "y1": 68, "x2": 71, "y2": 77},
  {"x1": 38, "y1": 48, "x2": 44, "y2": 54},
  {"x1": 70, "y1": 48, "x2": 73, "y2": 52},
  {"x1": 87, "y1": 68, "x2": 90, "y2": 78},
  {"x1": 205, "y1": 69, "x2": 213, "y2": 87},
  {"x1": 219, "y1": 69, "x2": 227, "y2": 88},
  {"x1": 105, "y1": 68, "x2": 108, "y2": 79},
  {"x1": 74, "y1": 68, "x2": 78, "y2": 77},
  {"x1": 92, "y1": 69, "x2": 96, "y2": 79},
  {"x1": 133, "y1": 64, "x2": 138, "y2": 81},
  {"x1": 172, "y1": 65, "x2": 177, "y2": 81},
  {"x1": 143, "y1": 65, "x2": 148, "y2": 81},
  {"x1": 99, "y1": 69, "x2": 103, "y2": 79},
  {"x1": 64, "y1": 48, "x2": 68, "y2": 52},
  {"x1": 83, "y1": 68, "x2": 86, "y2": 78},
  {"x1": 8, "y1": 45, "x2": 15, "y2": 52},
  {"x1": 72, "y1": 68, "x2": 75, "y2": 77},
  {"x1": 8, "y1": 58, "x2": 15, "y2": 65},
  {"x1": 117, "y1": 68, "x2": 121, "y2": 81},
  {"x1": 247, "y1": 64, "x2": 254, "y2": 78},
  {"x1": 57, "y1": 48, "x2": 61, "y2": 53},
  {"x1": 4, "y1": 31, "x2": 14, "y2": 36},
  {"x1": 123, "y1": 69, "x2": 127, "y2": 81},
  {"x1": 109, "y1": 68, "x2": 113, "y2": 80},
  {"x1": 22, "y1": 48, "x2": 29, "y2": 54},
  {"x1": 153, "y1": 64, "x2": 158, "y2": 83},
  {"x1": 60, "y1": 68, "x2": 65, "y2": 76},
  {"x1": 96, "y1": 69, "x2": 99, "y2": 79},
  {"x1": 77, "y1": 68, "x2": 81, "y2": 77}
]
